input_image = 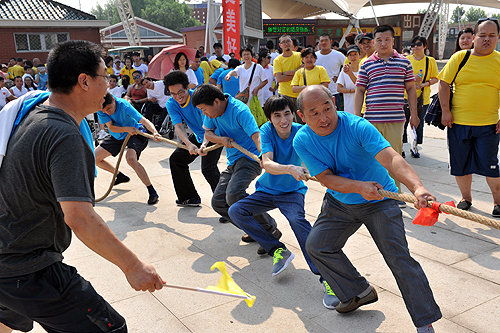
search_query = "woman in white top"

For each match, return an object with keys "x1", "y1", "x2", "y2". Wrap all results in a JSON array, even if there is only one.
[
  {"x1": 9, "y1": 76, "x2": 28, "y2": 98},
  {"x1": 225, "y1": 46, "x2": 268, "y2": 106},
  {"x1": 172, "y1": 52, "x2": 198, "y2": 89},
  {"x1": 24, "y1": 75, "x2": 36, "y2": 92},
  {"x1": 336, "y1": 45, "x2": 360, "y2": 114},
  {"x1": 257, "y1": 49, "x2": 278, "y2": 107}
]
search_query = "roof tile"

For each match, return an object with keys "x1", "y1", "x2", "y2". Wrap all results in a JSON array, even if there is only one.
[{"x1": 0, "y1": 0, "x2": 96, "y2": 20}]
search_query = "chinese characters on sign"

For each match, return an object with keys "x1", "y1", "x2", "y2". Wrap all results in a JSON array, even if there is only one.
[
  {"x1": 223, "y1": 0, "x2": 240, "y2": 54},
  {"x1": 263, "y1": 23, "x2": 315, "y2": 36}
]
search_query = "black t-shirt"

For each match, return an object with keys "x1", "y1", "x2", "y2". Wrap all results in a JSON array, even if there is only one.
[{"x1": 0, "y1": 104, "x2": 95, "y2": 278}]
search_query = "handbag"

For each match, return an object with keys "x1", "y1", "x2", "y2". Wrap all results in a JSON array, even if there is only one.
[
  {"x1": 424, "y1": 50, "x2": 470, "y2": 130},
  {"x1": 404, "y1": 56, "x2": 428, "y2": 119},
  {"x1": 249, "y1": 95, "x2": 267, "y2": 127},
  {"x1": 235, "y1": 64, "x2": 257, "y2": 104}
]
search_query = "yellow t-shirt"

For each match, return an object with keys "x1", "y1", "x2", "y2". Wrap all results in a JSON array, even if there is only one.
[
  {"x1": 273, "y1": 52, "x2": 302, "y2": 98},
  {"x1": 291, "y1": 65, "x2": 330, "y2": 87},
  {"x1": 120, "y1": 67, "x2": 135, "y2": 81},
  {"x1": 404, "y1": 55, "x2": 439, "y2": 105},
  {"x1": 7, "y1": 65, "x2": 24, "y2": 79},
  {"x1": 438, "y1": 50, "x2": 500, "y2": 126},
  {"x1": 200, "y1": 61, "x2": 213, "y2": 84},
  {"x1": 106, "y1": 66, "x2": 114, "y2": 75}
]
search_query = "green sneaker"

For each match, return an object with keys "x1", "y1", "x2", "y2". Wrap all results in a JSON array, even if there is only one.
[
  {"x1": 321, "y1": 279, "x2": 340, "y2": 309},
  {"x1": 271, "y1": 248, "x2": 295, "y2": 276}
]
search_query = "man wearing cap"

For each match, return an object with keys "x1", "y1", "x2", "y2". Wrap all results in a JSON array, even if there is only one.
[
  {"x1": 357, "y1": 33, "x2": 376, "y2": 63},
  {"x1": 208, "y1": 43, "x2": 231, "y2": 63},
  {"x1": 354, "y1": 25, "x2": 419, "y2": 208},
  {"x1": 315, "y1": 33, "x2": 346, "y2": 111}
]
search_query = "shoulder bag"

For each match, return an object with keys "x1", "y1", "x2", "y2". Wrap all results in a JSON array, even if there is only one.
[{"x1": 235, "y1": 64, "x2": 256, "y2": 104}]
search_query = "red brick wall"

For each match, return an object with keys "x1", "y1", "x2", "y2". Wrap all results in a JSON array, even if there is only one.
[{"x1": 0, "y1": 27, "x2": 101, "y2": 64}]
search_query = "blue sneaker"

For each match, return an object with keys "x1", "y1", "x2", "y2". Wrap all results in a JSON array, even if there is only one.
[
  {"x1": 271, "y1": 248, "x2": 294, "y2": 276},
  {"x1": 321, "y1": 279, "x2": 340, "y2": 309}
]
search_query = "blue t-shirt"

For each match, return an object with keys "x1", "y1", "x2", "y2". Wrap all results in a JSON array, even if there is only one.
[
  {"x1": 203, "y1": 95, "x2": 259, "y2": 165},
  {"x1": 217, "y1": 68, "x2": 240, "y2": 97},
  {"x1": 97, "y1": 97, "x2": 143, "y2": 140},
  {"x1": 36, "y1": 73, "x2": 48, "y2": 90},
  {"x1": 256, "y1": 122, "x2": 307, "y2": 195},
  {"x1": 211, "y1": 68, "x2": 225, "y2": 82},
  {"x1": 166, "y1": 89, "x2": 205, "y2": 143},
  {"x1": 293, "y1": 112, "x2": 398, "y2": 204},
  {"x1": 191, "y1": 66, "x2": 204, "y2": 86}
]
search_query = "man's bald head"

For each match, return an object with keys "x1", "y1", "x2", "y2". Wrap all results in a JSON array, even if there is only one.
[{"x1": 297, "y1": 85, "x2": 333, "y2": 112}]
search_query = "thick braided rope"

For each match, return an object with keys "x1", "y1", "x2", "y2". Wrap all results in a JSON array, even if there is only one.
[
  {"x1": 96, "y1": 132, "x2": 222, "y2": 203},
  {"x1": 379, "y1": 190, "x2": 500, "y2": 230}
]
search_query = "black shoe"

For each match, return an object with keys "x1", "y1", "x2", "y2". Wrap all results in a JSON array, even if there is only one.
[
  {"x1": 176, "y1": 197, "x2": 201, "y2": 207},
  {"x1": 219, "y1": 217, "x2": 230, "y2": 223},
  {"x1": 410, "y1": 150, "x2": 420, "y2": 158},
  {"x1": 402, "y1": 151, "x2": 405, "y2": 158},
  {"x1": 492, "y1": 205, "x2": 500, "y2": 218},
  {"x1": 457, "y1": 200, "x2": 472, "y2": 211},
  {"x1": 241, "y1": 234, "x2": 255, "y2": 242},
  {"x1": 114, "y1": 174, "x2": 130, "y2": 186},
  {"x1": 148, "y1": 194, "x2": 159, "y2": 205},
  {"x1": 257, "y1": 229, "x2": 282, "y2": 255}
]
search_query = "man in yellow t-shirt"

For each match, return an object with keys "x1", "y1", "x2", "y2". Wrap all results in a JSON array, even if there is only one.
[
  {"x1": 7, "y1": 57, "x2": 25, "y2": 80},
  {"x1": 273, "y1": 34, "x2": 303, "y2": 121},
  {"x1": 438, "y1": 19, "x2": 500, "y2": 217}
]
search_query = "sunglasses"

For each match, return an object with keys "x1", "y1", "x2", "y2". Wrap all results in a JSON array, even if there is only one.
[
  {"x1": 133, "y1": 76, "x2": 141, "y2": 79},
  {"x1": 410, "y1": 42, "x2": 423, "y2": 48},
  {"x1": 266, "y1": 56, "x2": 272, "y2": 59},
  {"x1": 478, "y1": 17, "x2": 499, "y2": 24}
]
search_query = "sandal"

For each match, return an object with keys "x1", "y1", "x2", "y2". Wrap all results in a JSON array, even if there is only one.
[{"x1": 457, "y1": 200, "x2": 472, "y2": 211}]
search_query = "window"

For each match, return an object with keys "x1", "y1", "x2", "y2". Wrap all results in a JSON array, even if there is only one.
[
  {"x1": 413, "y1": 16, "x2": 420, "y2": 27},
  {"x1": 14, "y1": 33, "x2": 70, "y2": 52}
]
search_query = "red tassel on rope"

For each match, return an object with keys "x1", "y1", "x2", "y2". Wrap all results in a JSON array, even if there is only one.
[{"x1": 413, "y1": 201, "x2": 456, "y2": 226}]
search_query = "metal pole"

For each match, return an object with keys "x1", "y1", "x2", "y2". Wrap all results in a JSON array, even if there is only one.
[
  {"x1": 205, "y1": 0, "x2": 211, "y2": 55},
  {"x1": 369, "y1": 0, "x2": 379, "y2": 26}
]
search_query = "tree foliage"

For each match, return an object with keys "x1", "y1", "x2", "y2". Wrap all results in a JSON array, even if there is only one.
[
  {"x1": 464, "y1": 7, "x2": 486, "y2": 23},
  {"x1": 91, "y1": 0, "x2": 201, "y2": 32},
  {"x1": 450, "y1": 6, "x2": 465, "y2": 24}
]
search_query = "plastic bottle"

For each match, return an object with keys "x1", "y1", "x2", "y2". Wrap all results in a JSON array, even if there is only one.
[{"x1": 417, "y1": 69, "x2": 423, "y2": 78}]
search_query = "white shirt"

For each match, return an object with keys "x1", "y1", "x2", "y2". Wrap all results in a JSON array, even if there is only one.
[
  {"x1": 234, "y1": 63, "x2": 268, "y2": 106},
  {"x1": 146, "y1": 81, "x2": 170, "y2": 108},
  {"x1": 133, "y1": 63, "x2": 148, "y2": 77},
  {"x1": 337, "y1": 70, "x2": 358, "y2": 114},
  {"x1": 11, "y1": 86, "x2": 28, "y2": 98},
  {"x1": 209, "y1": 54, "x2": 231, "y2": 63},
  {"x1": 108, "y1": 86, "x2": 126, "y2": 99},
  {"x1": 270, "y1": 51, "x2": 279, "y2": 65},
  {"x1": 315, "y1": 50, "x2": 345, "y2": 94},
  {"x1": 186, "y1": 68, "x2": 198, "y2": 86},
  {"x1": 0, "y1": 87, "x2": 12, "y2": 109},
  {"x1": 113, "y1": 65, "x2": 123, "y2": 76},
  {"x1": 260, "y1": 64, "x2": 276, "y2": 107}
]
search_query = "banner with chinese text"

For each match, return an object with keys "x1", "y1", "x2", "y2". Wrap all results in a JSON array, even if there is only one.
[{"x1": 223, "y1": 0, "x2": 240, "y2": 55}]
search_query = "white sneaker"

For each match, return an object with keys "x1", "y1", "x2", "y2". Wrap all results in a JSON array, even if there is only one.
[{"x1": 97, "y1": 130, "x2": 109, "y2": 140}]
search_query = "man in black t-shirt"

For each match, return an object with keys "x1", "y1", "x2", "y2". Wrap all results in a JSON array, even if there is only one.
[{"x1": 0, "y1": 40, "x2": 165, "y2": 333}]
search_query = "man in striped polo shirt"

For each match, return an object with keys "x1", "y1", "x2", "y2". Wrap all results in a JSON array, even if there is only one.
[{"x1": 354, "y1": 25, "x2": 419, "y2": 206}]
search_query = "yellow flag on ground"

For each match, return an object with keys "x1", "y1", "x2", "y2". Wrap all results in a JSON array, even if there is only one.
[{"x1": 206, "y1": 261, "x2": 256, "y2": 307}]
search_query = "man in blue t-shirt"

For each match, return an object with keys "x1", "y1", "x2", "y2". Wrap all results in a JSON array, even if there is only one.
[
  {"x1": 192, "y1": 84, "x2": 278, "y2": 246},
  {"x1": 190, "y1": 51, "x2": 204, "y2": 87},
  {"x1": 293, "y1": 85, "x2": 441, "y2": 331},
  {"x1": 227, "y1": 96, "x2": 340, "y2": 309},
  {"x1": 163, "y1": 71, "x2": 223, "y2": 207},
  {"x1": 96, "y1": 93, "x2": 161, "y2": 205},
  {"x1": 217, "y1": 58, "x2": 240, "y2": 97}
]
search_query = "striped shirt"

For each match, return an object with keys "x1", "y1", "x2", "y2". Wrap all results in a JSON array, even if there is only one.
[{"x1": 356, "y1": 50, "x2": 415, "y2": 123}]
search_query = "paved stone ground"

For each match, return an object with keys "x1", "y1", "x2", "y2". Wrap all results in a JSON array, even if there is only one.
[{"x1": 19, "y1": 82, "x2": 500, "y2": 333}]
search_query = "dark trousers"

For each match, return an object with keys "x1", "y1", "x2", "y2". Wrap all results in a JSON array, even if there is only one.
[
  {"x1": 169, "y1": 134, "x2": 223, "y2": 202},
  {"x1": 144, "y1": 103, "x2": 167, "y2": 130}
]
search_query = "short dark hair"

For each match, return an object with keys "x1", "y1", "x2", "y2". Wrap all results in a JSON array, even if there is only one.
[
  {"x1": 132, "y1": 70, "x2": 142, "y2": 76},
  {"x1": 0, "y1": 76, "x2": 4, "y2": 82},
  {"x1": 191, "y1": 84, "x2": 225, "y2": 107},
  {"x1": 263, "y1": 95, "x2": 293, "y2": 119},
  {"x1": 14, "y1": 76, "x2": 22, "y2": 81},
  {"x1": 474, "y1": 18, "x2": 500, "y2": 34},
  {"x1": 300, "y1": 47, "x2": 317, "y2": 59},
  {"x1": 320, "y1": 33, "x2": 331, "y2": 40},
  {"x1": 332, "y1": 41, "x2": 339, "y2": 48},
  {"x1": 292, "y1": 39, "x2": 299, "y2": 47},
  {"x1": 227, "y1": 58, "x2": 240, "y2": 69},
  {"x1": 163, "y1": 70, "x2": 189, "y2": 90},
  {"x1": 46, "y1": 40, "x2": 105, "y2": 95},
  {"x1": 103, "y1": 92, "x2": 114, "y2": 108},
  {"x1": 24, "y1": 65, "x2": 32, "y2": 71},
  {"x1": 258, "y1": 49, "x2": 269, "y2": 64},
  {"x1": 109, "y1": 74, "x2": 118, "y2": 81},
  {"x1": 239, "y1": 46, "x2": 254, "y2": 57},
  {"x1": 411, "y1": 35, "x2": 427, "y2": 47},
  {"x1": 373, "y1": 25, "x2": 395, "y2": 38},
  {"x1": 36, "y1": 63, "x2": 45, "y2": 68},
  {"x1": 266, "y1": 40, "x2": 274, "y2": 49},
  {"x1": 195, "y1": 50, "x2": 201, "y2": 58},
  {"x1": 345, "y1": 32, "x2": 357, "y2": 45},
  {"x1": 105, "y1": 56, "x2": 113, "y2": 66},
  {"x1": 16, "y1": 57, "x2": 23, "y2": 63},
  {"x1": 213, "y1": 42, "x2": 223, "y2": 49},
  {"x1": 174, "y1": 52, "x2": 189, "y2": 70}
]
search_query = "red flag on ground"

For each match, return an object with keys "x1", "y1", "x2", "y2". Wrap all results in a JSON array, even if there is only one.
[{"x1": 413, "y1": 201, "x2": 456, "y2": 226}]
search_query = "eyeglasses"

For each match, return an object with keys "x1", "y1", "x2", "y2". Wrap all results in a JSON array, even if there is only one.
[
  {"x1": 95, "y1": 74, "x2": 110, "y2": 82},
  {"x1": 280, "y1": 40, "x2": 292, "y2": 44},
  {"x1": 133, "y1": 75, "x2": 141, "y2": 79},
  {"x1": 410, "y1": 42, "x2": 423, "y2": 48},
  {"x1": 266, "y1": 56, "x2": 272, "y2": 59},
  {"x1": 170, "y1": 89, "x2": 186, "y2": 98}
]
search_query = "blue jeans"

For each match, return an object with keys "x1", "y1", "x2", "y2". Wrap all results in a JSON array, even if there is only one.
[
  {"x1": 228, "y1": 191, "x2": 319, "y2": 275},
  {"x1": 306, "y1": 193, "x2": 442, "y2": 327},
  {"x1": 212, "y1": 157, "x2": 276, "y2": 231}
]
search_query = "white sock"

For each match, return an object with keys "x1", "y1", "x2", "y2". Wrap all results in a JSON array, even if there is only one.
[
  {"x1": 416, "y1": 324, "x2": 434, "y2": 333},
  {"x1": 357, "y1": 285, "x2": 372, "y2": 298}
]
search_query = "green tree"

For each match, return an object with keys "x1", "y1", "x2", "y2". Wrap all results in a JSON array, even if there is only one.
[
  {"x1": 450, "y1": 6, "x2": 465, "y2": 24},
  {"x1": 141, "y1": 0, "x2": 201, "y2": 32},
  {"x1": 91, "y1": 0, "x2": 120, "y2": 25},
  {"x1": 465, "y1": 7, "x2": 486, "y2": 23}
]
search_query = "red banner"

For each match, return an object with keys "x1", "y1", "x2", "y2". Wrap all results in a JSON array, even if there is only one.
[{"x1": 223, "y1": 0, "x2": 240, "y2": 55}]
